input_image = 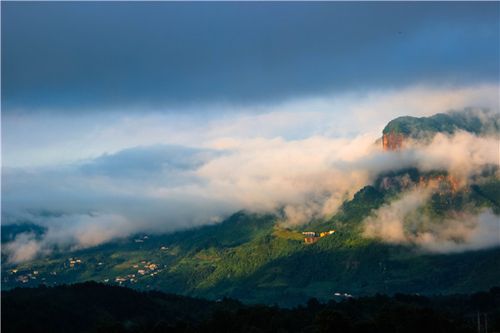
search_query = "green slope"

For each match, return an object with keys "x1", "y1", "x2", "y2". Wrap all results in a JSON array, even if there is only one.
[{"x1": 3, "y1": 172, "x2": 499, "y2": 306}]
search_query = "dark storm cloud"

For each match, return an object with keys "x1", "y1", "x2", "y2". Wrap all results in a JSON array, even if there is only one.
[{"x1": 2, "y1": 2, "x2": 499, "y2": 112}]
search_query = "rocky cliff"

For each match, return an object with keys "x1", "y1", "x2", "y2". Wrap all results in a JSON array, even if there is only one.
[
  {"x1": 375, "y1": 168, "x2": 461, "y2": 194},
  {"x1": 381, "y1": 108, "x2": 499, "y2": 151},
  {"x1": 382, "y1": 131, "x2": 405, "y2": 150}
]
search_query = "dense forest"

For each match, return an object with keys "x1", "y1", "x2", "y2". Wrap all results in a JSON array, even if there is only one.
[{"x1": 2, "y1": 282, "x2": 500, "y2": 333}]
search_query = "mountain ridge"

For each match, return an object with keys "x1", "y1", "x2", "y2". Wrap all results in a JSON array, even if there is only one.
[
  {"x1": 382, "y1": 108, "x2": 499, "y2": 150},
  {"x1": 2, "y1": 108, "x2": 499, "y2": 306}
]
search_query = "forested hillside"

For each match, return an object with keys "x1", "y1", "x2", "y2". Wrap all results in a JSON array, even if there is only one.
[{"x1": 3, "y1": 282, "x2": 500, "y2": 333}]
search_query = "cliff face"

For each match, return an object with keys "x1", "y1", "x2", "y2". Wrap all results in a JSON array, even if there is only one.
[
  {"x1": 381, "y1": 108, "x2": 499, "y2": 151},
  {"x1": 382, "y1": 132, "x2": 405, "y2": 151},
  {"x1": 376, "y1": 169, "x2": 461, "y2": 194},
  {"x1": 419, "y1": 174, "x2": 461, "y2": 193}
]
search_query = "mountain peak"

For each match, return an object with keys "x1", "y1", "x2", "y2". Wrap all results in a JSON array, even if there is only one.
[{"x1": 382, "y1": 108, "x2": 499, "y2": 151}]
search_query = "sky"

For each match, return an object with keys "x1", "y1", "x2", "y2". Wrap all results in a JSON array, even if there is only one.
[
  {"x1": 2, "y1": 2, "x2": 499, "y2": 112},
  {"x1": 1, "y1": 2, "x2": 499, "y2": 261}
]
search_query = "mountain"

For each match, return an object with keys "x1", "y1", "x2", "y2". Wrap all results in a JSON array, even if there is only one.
[
  {"x1": 382, "y1": 108, "x2": 499, "y2": 150},
  {"x1": 2, "y1": 109, "x2": 499, "y2": 307}
]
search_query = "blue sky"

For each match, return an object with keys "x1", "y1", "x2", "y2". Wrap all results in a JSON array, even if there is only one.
[{"x1": 2, "y1": 2, "x2": 499, "y2": 260}]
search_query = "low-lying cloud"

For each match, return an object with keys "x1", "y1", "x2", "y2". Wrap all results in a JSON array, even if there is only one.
[
  {"x1": 2, "y1": 89, "x2": 499, "y2": 262},
  {"x1": 4, "y1": 213, "x2": 136, "y2": 263},
  {"x1": 363, "y1": 187, "x2": 500, "y2": 253},
  {"x1": 4, "y1": 128, "x2": 498, "y2": 262}
]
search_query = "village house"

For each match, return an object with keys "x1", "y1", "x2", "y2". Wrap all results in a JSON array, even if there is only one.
[
  {"x1": 304, "y1": 230, "x2": 336, "y2": 244},
  {"x1": 115, "y1": 277, "x2": 126, "y2": 282},
  {"x1": 304, "y1": 237, "x2": 319, "y2": 244}
]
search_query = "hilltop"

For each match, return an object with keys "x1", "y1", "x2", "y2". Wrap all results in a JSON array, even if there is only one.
[{"x1": 382, "y1": 108, "x2": 499, "y2": 150}]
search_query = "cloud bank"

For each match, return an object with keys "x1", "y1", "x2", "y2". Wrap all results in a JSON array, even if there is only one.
[
  {"x1": 3, "y1": 2, "x2": 498, "y2": 110},
  {"x1": 2, "y1": 88, "x2": 499, "y2": 262},
  {"x1": 3, "y1": 84, "x2": 498, "y2": 168},
  {"x1": 363, "y1": 189, "x2": 500, "y2": 253}
]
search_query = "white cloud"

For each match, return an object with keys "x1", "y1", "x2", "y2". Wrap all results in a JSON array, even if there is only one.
[
  {"x1": 4, "y1": 233, "x2": 44, "y2": 263},
  {"x1": 3, "y1": 214, "x2": 136, "y2": 263},
  {"x1": 3, "y1": 84, "x2": 498, "y2": 168},
  {"x1": 363, "y1": 188, "x2": 500, "y2": 253},
  {"x1": 2, "y1": 85, "x2": 499, "y2": 261}
]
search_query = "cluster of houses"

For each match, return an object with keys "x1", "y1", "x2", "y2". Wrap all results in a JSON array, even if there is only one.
[
  {"x1": 114, "y1": 273, "x2": 137, "y2": 284},
  {"x1": 302, "y1": 230, "x2": 336, "y2": 244},
  {"x1": 6, "y1": 251, "x2": 168, "y2": 287},
  {"x1": 135, "y1": 261, "x2": 159, "y2": 275},
  {"x1": 68, "y1": 258, "x2": 82, "y2": 268},
  {"x1": 8, "y1": 269, "x2": 40, "y2": 284},
  {"x1": 113, "y1": 261, "x2": 162, "y2": 285},
  {"x1": 6, "y1": 234, "x2": 172, "y2": 287}
]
